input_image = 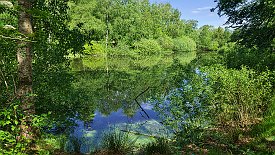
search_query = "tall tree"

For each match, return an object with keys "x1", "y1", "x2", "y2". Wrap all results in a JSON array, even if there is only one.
[
  {"x1": 198, "y1": 25, "x2": 216, "y2": 51},
  {"x1": 214, "y1": 0, "x2": 275, "y2": 50},
  {"x1": 17, "y1": 0, "x2": 35, "y2": 140}
]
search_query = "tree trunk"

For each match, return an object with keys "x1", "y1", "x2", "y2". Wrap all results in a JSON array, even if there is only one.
[{"x1": 17, "y1": 0, "x2": 35, "y2": 140}]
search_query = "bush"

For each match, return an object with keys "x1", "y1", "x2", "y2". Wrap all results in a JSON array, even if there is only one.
[
  {"x1": 249, "y1": 96, "x2": 275, "y2": 153},
  {"x1": 96, "y1": 130, "x2": 137, "y2": 154},
  {"x1": 155, "y1": 65, "x2": 273, "y2": 144},
  {"x1": 173, "y1": 36, "x2": 196, "y2": 53},
  {"x1": 134, "y1": 39, "x2": 161, "y2": 56},
  {"x1": 108, "y1": 42, "x2": 136, "y2": 58},
  {"x1": 203, "y1": 65, "x2": 273, "y2": 128},
  {"x1": 0, "y1": 101, "x2": 48, "y2": 155},
  {"x1": 83, "y1": 41, "x2": 105, "y2": 56},
  {"x1": 0, "y1": 102, "x2": 28, "y2": 155},
  {"x1": 157, "y1": 35, "x2": 174, "y2": 51}
]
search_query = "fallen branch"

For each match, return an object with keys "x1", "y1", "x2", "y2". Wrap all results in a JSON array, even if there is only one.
[{"x1": 134, "y1": 87, "x2": 150, "y2": 119}]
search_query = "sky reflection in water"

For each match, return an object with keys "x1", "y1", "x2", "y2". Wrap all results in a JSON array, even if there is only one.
[{"x1": 70, "y1": 103, "x2": 170, "y2": 153}]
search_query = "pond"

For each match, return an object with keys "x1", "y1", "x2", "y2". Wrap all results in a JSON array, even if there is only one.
[{"x1": 63, "y1": 52, "x2": 196, "y2": 153}]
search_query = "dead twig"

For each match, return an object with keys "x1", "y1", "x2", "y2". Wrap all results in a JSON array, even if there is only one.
[{"x1": 134, "y1": 87, "x2": 150, "y2": 119}]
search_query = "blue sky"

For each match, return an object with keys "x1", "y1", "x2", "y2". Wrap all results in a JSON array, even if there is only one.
[{"x1": 149, "y1": 0, "x2": 228, "y2": 28}]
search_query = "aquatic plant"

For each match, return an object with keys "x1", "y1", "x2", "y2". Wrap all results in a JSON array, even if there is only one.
[{"x1": 95, "y1": 129, "x2": 137, "y2": 154}]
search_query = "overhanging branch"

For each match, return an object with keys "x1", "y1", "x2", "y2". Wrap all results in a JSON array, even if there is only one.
[{"x1": 0, "y1": 35, "x2": 37, "y2": 42}]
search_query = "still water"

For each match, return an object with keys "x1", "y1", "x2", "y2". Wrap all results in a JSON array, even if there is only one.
[
  {"x1": 64, "y1": 52, "x2": 196, "y2": 153},
  {"x1": 67, "y1": 103, "x2": 171, "y2": 153}
]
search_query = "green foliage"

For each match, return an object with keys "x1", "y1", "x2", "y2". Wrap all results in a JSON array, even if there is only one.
[
  {"x1": 156, "y1": 64, "x2": 273, "y2": 145},
  {"x1": 36, "y1": 134, "x2": 68, "y2": 154},
  {"x1": 0, "y1": 102, "x2": 26, "y2": 155},
  {"x1": 193, "y1": 52, "x2": 225, "y2": 67},
  {"x1": 157, "y1": 35, "x2": 174, "y2": 51},
  {"x1": 197, "y1": 25, "x2": 231, "y2": 51},
  {"x1": 172, "y1": 36, "x2": 196, "y2": 53},
  {"x1": 202, "y1": 65, "x2": 273, "y2": 128},
  {"x1": 68, "y1": 0, "x2": 199, "y2": 45},
  {"x1": 134, "y1": 38, "x2": 161, "y2": 56},
  {"x1": 97, "y1": 129, "x2": 137, "y2": 154},
  {"x1": 2, "y1": 0, "x2": 265, "y2": 154},
  {"x1": 30, "y1": 0, "x2": 94, "y2": 124},
  {"x1": 252, "y1": 96, "x2": 275, "y2": 140},
  {"x1": 68, "y1": 0, "x2": 106, "y2": 40},
  {"x1": 83, "y1": 41, "x2": 105, "y2": 55},
  {"x1": 155, "y1": 67, "x2": 212, "y2": 144},
  {"x1": 1, "y1": 0, "x2": 93, "y2": 153},
  {"x1": 222, "y1": 44, "x2": 275, "y2": 71},
  {"x1": 0, "y1": 100, "x2": 49, "y2": 154},
  {"x1": 213, "y1": 27, "x2": 231, "y2": 48},
  {"x1": 141, "y1": 138, "x2": 172, "y2": 155},
  {"x1": 215, "y1": 0, "x2": 275, "y2": 50}
]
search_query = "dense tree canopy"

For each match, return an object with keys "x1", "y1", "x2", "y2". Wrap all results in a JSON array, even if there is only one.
[{"x1": 214, "y1": 0, "x2": 275, "y2": 50}]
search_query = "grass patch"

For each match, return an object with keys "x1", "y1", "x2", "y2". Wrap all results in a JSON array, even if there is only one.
[
  {"x1": 140, "y1": 137, "x2": 172, "y2": 155},
  {"x1": 95, "y1": 129, "x2": 138, "y2": 155}
]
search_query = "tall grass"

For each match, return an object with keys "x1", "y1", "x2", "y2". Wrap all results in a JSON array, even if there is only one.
[
  {"x1": 141, "y1": 137, "x2": 172, "y2": 155},
  {"x1": 95, "y1": 129, "x2": 137, "y2": 155}
]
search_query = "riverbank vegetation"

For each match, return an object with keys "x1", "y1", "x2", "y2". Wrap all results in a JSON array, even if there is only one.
[{"x1": 0, "y1": 0, "x2": 274, "y2": 154}]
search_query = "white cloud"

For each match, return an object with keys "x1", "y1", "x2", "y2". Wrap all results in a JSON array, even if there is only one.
[
  {"x1": 192, "y1": 6, "x2": 212, "y2": 14},
  {"x1": 197, "y1": 6, "x2": 212, "y2": 11},
  {"x1": 191, "y1": 10, "x2": 200, "y2": 14}
]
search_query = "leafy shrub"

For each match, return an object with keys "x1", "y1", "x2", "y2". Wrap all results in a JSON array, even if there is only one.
[
  {"x1": 0, "y1": 100, "x2": 48, "y2": 155},
  {"x1": 251, "y1": 97, "x2": 275, "y2": 136},
  {"x1": 83, "y1": 41, "x2": 105, "y2": 56},
  {"x1": 202, "y1": 65, "x2": 273, "y2": 128},
  {"x1": 157, "y1": 35, "x2": 174, "y2": 51},
  {"x1": 134, "y1": 39, "x2": 161, "y2": 56},
  {"x1": 217, "y1": 42, "x2": 236, "y2": 54},
  {"x1": 156, "y1": 65, "x2": 273, "y2": 144},
  {"x1": 71, "y1": 58, "x2": 84, "y2": 71},
  {"x1": 173, "y1": 36, "x2": 196, "y2": 53},
  {"x1": 0, "y1": 102, "x2": 28, "y2": 155},
  {"x1": 108, "y1": 42, "x2": 136, "y2": 58}
]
